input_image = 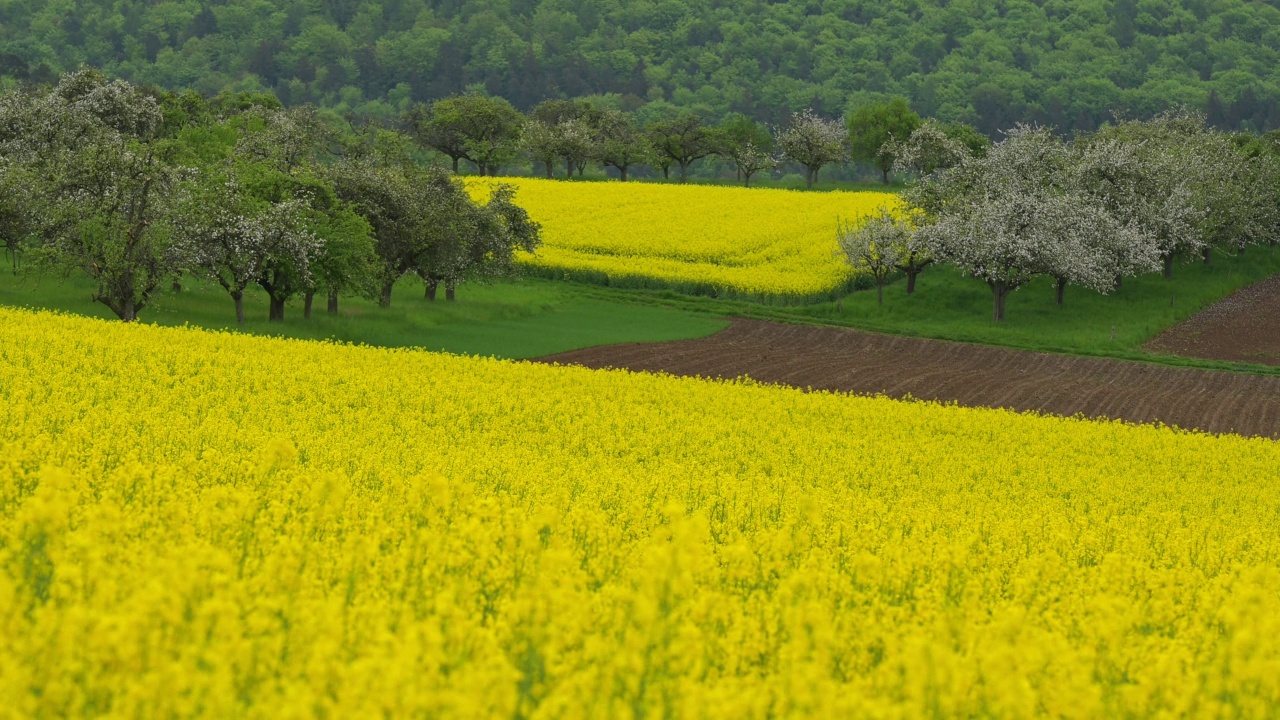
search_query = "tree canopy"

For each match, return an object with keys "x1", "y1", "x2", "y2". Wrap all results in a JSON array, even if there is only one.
[{"x1": 3, "y1": 0, "x2": 1280, "y2": 134}]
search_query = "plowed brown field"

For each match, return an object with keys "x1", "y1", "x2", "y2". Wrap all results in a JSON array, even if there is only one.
[
  {"x1": 540, "y1": 319, "x2": 1280, "y2": 439},
  {"x1": 1146, "y1": 273, "x2": 1280, "y2": 366}
]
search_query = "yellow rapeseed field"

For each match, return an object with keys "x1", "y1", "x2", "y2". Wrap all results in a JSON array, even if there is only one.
[
  {"x1": 466, "y1": 178, "x2": 898, "y2": 299},
  {"x1": 3, "y1": 308, "x2": 1280, "y2": 718}
]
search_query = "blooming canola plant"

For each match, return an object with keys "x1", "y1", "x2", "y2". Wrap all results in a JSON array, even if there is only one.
[
  {"x1": 466, "y1": 178, "x2": 899, "y2": 299},
  {"x1": 2, "y1": 309, "x2": 1279, "y2": 717}
]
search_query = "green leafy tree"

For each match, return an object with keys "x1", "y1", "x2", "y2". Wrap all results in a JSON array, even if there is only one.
[
  {"x1": 9, "y1": 1, "x2": 1280, "y2": 137},
  {"x1": 302, "y1": 194, "x2": 376, "y2": 318},
  {"x1": 848, "y1": 98, "x2": 922, "y2": 184},
  {"x1": 419, "y1": 181, "x2": 542, "y2": 301},
  {"x1": 646, "y1": 114, "x2": 719, "y2": 183},
  {"x1": 594, "y1": 109, "x2": 651, "y2": 182},
  {"x1": 718, "y1": 113, "x2": 776, "y2": 187},
  {"x1": 941, "y1": 123, "x2": 991, "y2": 158},
  {"x1": 406, "y1": 94, "x2": 523, "y2": 175},
  {"x1": 328, "y1": 160, "x2": 433, "y2": 307}
]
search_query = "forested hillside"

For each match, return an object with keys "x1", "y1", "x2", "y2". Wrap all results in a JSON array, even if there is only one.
[{"x1": 2, "y1": 0, "x2": 1280, "y2": 133}]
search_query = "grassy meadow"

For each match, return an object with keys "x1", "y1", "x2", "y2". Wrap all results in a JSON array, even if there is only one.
[{"x1": 0, "y1": 268, "x2": 726, "y2": 359}]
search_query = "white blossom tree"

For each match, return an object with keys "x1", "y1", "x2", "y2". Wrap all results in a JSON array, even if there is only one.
[
  {"x1": 521, "y1": 119, "x2": 562, "y2": 178},
  {"x1": 885, "y1": 119, "x2": 970, "y2": 177},
  {"x1": 893, "y1": 213, "x2": 934, "y2": 295},
  {"x1": 557, "y1": 117, "x2": 598, "y2": 178},
  {"x1": 1201, "y1": 145, "x2": 1280, "y2": 258},
  {"x1": 175, "y1": 172, "x2": 322, "y2": 323},
  {"x1": 1039, "y1": 198, "x2": 1156, "y2": 305},
  {"x1": 729, "y1": 141, "x2": 777, "y2": 188},
  {"x1": 915, "y1": 125, "x2": 1141, "y2": 320},
  {"x1": 0, "y1": 70, "x2": 185, "y2": 321},
  {"x1": 837, "y1": 208, "x2": 903, "y2": 305},
  {"x1": 1081, "y1": 111, "x2": 1214, "y2": 278},
  {"x1": 777, "y1": 110, "x2": 848, "y2": 188}
]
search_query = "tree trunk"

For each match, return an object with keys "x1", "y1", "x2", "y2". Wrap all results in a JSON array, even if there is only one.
[
  {"x1": 906, "y1": 270, "x2": 918, "y2": 295},
  {"x1": 1203, "y1": 247, "x2": 1212, "y2": 265},
  {"x1": 876, "y1": 280, "x2": 884, "y2": 306},
  {"x1": 1114, "y1": 274, "x2": 1123, "y2": 290},
  {"x1": 445, "y1": 282, "x2": 456, "y2": 301},
  {"x1": 452, "y1": 157, "x2": 459, "y2": 173},
  {"x1": 1237, "y1": 242, "x2": 1246, "y2": 255},
  {"x1": 662, "y1": 166, "x2": 669, "y2": 180},
  {"x1": 1055, "y1": 276, "x2": 1066, "y2": 306},
  {"x1": 744, "y1": 171, "x2": 753, "y2": 188},
  {"x1": 545, "y1": 162, "x2": 553, "y2": 179},
  {"x1": 379, "y1": 282, "x2": 393, "y2": 307},
  {"x1": 577, "y1": 163, "x2": 584, "y2": 177},
  {"x1": 268, "y1": 296, "x2": 285, "y2": 322},
  {"x1": 678, "y1": 161, "x2": 689, "y2": 183},
  {"x1": 303, "y1": 291, "x2": 314, "y2": 319},
  {"x1": 882, "y1": 167, "x2": 890, "y2": 184},
  {"x1": 232, "y1": 290, "x2": 245, "y2": 325},
  {"x1": 619, "y1": 166, "x2": 628, "y2": 182},
  {"x1": 566, "y1": 159, "x2": 573, "y2": 177},
  {"x1": 327, "y1": 290, "x2": 338, "y2": 314},
  {"x1": 425, "y1": 279, "x2": 438, "y2": 301},
  {"x1": 1163, "y1": 253, "x2": 1174, "y2": 279},
  {"x1": 171, "y1": 280, "x2": 182, "y2": 293},
  {"x1": 990, "y1": 281, "x2": 1009, "y2": 322},
  {"x1": 806, "y1": 167, "x2": 814, "y2": 189},
  {"x1": 104, "y1": 296, "x2": 138, "y2": 322}
]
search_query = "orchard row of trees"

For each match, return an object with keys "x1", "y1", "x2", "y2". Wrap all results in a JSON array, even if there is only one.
[
  {"x1": 407, "y1": 93, "x2": 983, "y2": 187},
  {"x1": 840, "y1": 111, "x2": 1280, "y2": 321},
  {"x1": 0, "y1": 70, "x2": 541, "y2": 323}
]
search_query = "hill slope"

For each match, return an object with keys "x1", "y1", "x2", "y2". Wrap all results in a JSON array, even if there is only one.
[{"x1": 2, "y1": 0, "x2": 1279, "y2": 131}]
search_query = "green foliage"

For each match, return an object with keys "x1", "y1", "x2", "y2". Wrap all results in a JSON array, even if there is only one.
[
  {"x1": 11, "y1": 0, "x2": 1275, "y2": 135},
  {"x1": 646, "y1": 114, "x2": 718, "y2": 182},
  {"x1": 788, "y1": 247, "x2": 1280, "y2": 365},
  {"x1": 0, "y1": 70, "x2": 181, "y2": 321},
  {"x1": 848, "y1": 97, "x2": 922, "y2": 183},
  {"x1": 406, "y1": 94, "x2": 523, "y2": 175},
  {"x1": 0, "y1": 272, "x2": 728, "y2": 360}
]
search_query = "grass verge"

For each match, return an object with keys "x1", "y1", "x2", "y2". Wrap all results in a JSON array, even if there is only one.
[
  {"x1": 565, "y1": 244, "x2": 1280, "y2": 375},
  {"x1": 0, "y1": 269, "x2": 727, "y2": 360}
]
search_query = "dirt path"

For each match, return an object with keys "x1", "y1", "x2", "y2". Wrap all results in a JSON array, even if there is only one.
[
  {"x1": 1146, "y1": 273, "x2": 1280, "y2": 366},
  {"x1": 539, "y1": 319, "x2": 1280, "y2": 439}
]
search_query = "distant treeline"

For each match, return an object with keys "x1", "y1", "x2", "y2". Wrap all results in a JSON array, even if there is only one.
[
  {"x1": 2, "y1": 0, "x2": 1280, "y2": 134},
  {"x1": 406, "y1": 92, "x2": 969, "y2": 187}
]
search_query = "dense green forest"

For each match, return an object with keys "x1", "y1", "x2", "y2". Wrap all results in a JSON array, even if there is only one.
[{"x1": 2, "y1": 0, "x2": 1280, "y2": 134}]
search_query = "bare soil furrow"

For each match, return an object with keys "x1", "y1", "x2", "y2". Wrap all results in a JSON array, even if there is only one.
[
  {"x1": 538, "y1": 319, "x2": 1280, "y2": 439},
  {"x1": 1147, "y1": 273, "x2": 1280, "y2": 366}
]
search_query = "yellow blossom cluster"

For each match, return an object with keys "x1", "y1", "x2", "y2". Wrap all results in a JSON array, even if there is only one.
[
  {"x1": 2, "y1": 308, "x2": 1280, "y2": 718},
  {"x1": 466, "y1": 178, "x2": 899, "y2": 299}
]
